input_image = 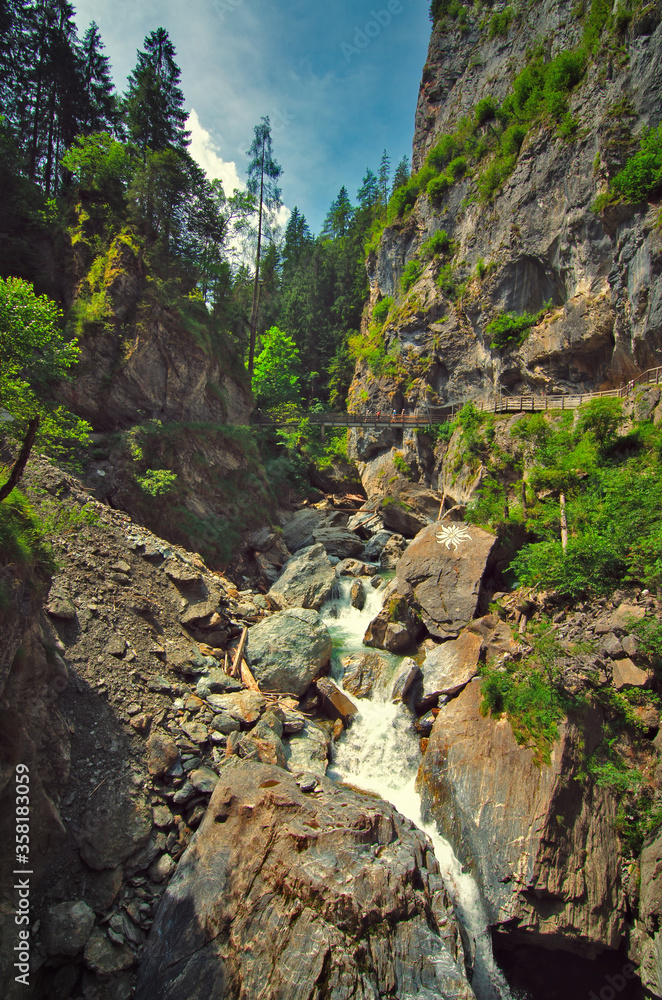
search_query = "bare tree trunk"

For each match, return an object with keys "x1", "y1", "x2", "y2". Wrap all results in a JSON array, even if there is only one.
[
  {"x1": 560, "y1": 493, "x2": 568, "y2": 552},
  {"x1": 248, "y1": 140, "x2": 265, "y2": 381},
  {"x1": 0, "y1": 417, "x2": 40, "y2": 502}
]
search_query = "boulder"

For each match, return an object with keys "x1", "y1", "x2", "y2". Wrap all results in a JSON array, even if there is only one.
[
  {"x1": 418, "y1": 679, "x2": 625, "y2": 955},
  {"x1": 380, "y1": 532, "x2": 407, "y2": 569},
  {"x1": 350, "y1": 578, "x2": 365, "y2": 610},
  {"x1": 390, "y1": 657, "x2": 422, "y2": 703},
  {"x1": 396, "y1": 522, "x2": 498, "y2": 639},
  {"x1": 312, "y1": 526, "x2": 365, "y2": 559},
  {"x1": 84, "y1": 928, "x2": 134, "y2": 975},
  {"x1": 364, "y1": 582, "x2": 423, "y2": 653},
  {"x1": 78, "y1": 788, "x2": 152, "y2": 871},
  {"x1": 416, "y1": 631, "x2": 483, "y2": 710},
  {"x1": 246, "y1": 608, "x2": 332, "y2": 696},
  {"x1": 336, "y1": 557, "x2": 378, "y2": 577},
  {"x1": 340, "y1": 651, "x2": 391, "y2": 699},
  {"x1": 283, "y1": 720, "x2": 330, "y2": 775},
  {"x1": 315, "y1": 677, "x2": 357, "y2": 726},
  {"x1": 41, "y1": 901, "x2": 95, "y2": 956},
  {"x1": 134, "y1": 762, "x2": 473, "y2": 1000},
  {"x1": 279, "y1": 508, "x2": 327, "y2": 552},
  {"x1": 267, "y1": 544, "x2": 336, "y2": 611},
  {"x1": 363, "y1": 529, "x2": 393, "y2": 561},
  {"x1": 206, "y1": 691, "x2": 265, "y2": 724},
  {"x1": 380, "y1": 499, "x2": 428, "y2": 537},
  {"x1": 195, "y1": 670, "x2": 242, "y2": 698},
  {"x1": 612, "y1": 658, "x2": 650, "y2": 690}
]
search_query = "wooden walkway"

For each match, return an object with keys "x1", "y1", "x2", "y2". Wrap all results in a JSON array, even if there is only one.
[{"x1": 252, "y1": 366, "x2": 662, "y2": 431}]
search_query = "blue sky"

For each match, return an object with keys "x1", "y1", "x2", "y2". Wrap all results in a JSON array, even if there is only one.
[{"x1": 72, "y1": 0, "x2": 432, "y2": 235}]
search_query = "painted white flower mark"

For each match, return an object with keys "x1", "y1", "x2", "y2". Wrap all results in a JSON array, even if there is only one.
[{"x1": 436, "y1": 524, "x2": 472, "y2": 551}]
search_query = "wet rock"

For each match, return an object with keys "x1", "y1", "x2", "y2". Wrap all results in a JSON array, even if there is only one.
[
  {"x1": 364, "y1": 582, "x2": 423, "y2": 653},
  {"x1": 315, "y1": 677, "x2": 357, "y2": 727},
  {"x1": 340, "y1": 650, "x2": 391, "y2": 699},
  {"x1": 336, "y1": 558, "x2": 378, "y2": 577},
  {"x1": 147, "y1": 733, "x2": 180, "y2": 777},
  {"x1": 612, "y1": 658, "x2": 650, "y2": 690},
  {"x1": 41, "y1": 900, "x2": 95, "y2": 956},
  {"x1": 246, "y1": 608, "x2": 332, "y2": 696},
  {"x1": 283, "y1": 720, "x2": 330, "y2": 775},
  {"x1": 419, "y1": 679, "x2": 624, "y2": 956},
  {"x1": 267, "y1": 543, "x2": 336, "y2": 611},
  {"x1": 391, "y1": 657, "x2": 423, "y2": 703},
  {"x1": 134, "y1": 762, "x2": 473, "y2": 1000},
  {"x1": 416, "y1": 631, "x2": 483, "y2": 710},
  {"x1": 350, "y1": 578, "x2": 365, "y2": 610},
  {"x1": 84, "y1": 928, "x2": 135, "y2": 975},
  {"x1": 78, "y1": 789, "x2": 152, "y2": 871},
  {"x1": 363, "y1": 529, "x2": 393, "y2": 561},
  {"x1": 396, "y1": 522, "x2": 498, "y2": 639},
  {"x1": 312, "y1": 526, "x2": 365, "y2": 559}
]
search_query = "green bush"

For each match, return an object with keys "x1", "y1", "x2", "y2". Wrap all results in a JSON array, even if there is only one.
[
  {"x1": 611, "y1": 125, "x2": 662, "y2": 203},
  {"x1": 136, "y1": 469, "x2": 178, "y2": 496},
  {"x1": 429, "y1": 134, "x2": 459, "y2": 170},
  {"x1": 421, "y1": 230, "x2": 451, "y2": 259},
  {"x1": 401, "y1": 259, "x2": 423, "y2": 292},
  {"x1": 486, "y1": 303, "x2": 549, "y2": 348},
  {"x1": 489, "y1": 7, "x2": 514, "y2": 38},
  {"x1": 427, "y1": 174, "x2": 451, "y2": 203},
  {"x1": 0, "y1": 488, "x2": 55, "y2": 586},
  {"x1": 474, "y1": 97, "x2": 499, "y2": 126},
  {"x1": 437, "y1": 263, "x2": 458, "y2": 297},
  {"x1": 372, "y1": 296, "x2": 393, "y2": 326},
  {"x1": 393, "y1": 451, "x2": 415, "y2": 479}
]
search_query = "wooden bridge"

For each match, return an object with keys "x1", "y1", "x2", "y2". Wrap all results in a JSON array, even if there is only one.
[{"x1": 252, "y1": 366, "x2": 662, "y2": 432}]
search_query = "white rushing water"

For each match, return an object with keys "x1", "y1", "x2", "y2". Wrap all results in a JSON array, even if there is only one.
[{"x1": 321, "y1": 574, "x2": 514, "y2": 1000}]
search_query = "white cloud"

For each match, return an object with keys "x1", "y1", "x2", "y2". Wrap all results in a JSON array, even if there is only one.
[{"x1": 187, "y1": 109, "x2": 245, "y2": 194}]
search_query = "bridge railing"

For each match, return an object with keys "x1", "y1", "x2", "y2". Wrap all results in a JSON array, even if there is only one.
[{"x1": 250, "y1": 370, "x2": 662, "y2": 428}]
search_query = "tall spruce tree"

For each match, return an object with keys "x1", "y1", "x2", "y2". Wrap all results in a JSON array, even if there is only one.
[
  {"x1": 392, "y1": 154, "x2": 410, "y2": 194},
  {"x1": 378, "y1": 149, "x2": 390, "y2": 204},
  {"x1": 125, "y1": 27, "x2": 190, "y2": 155},
  {"x1": 77, "y1": 22, "x2": 118, "y2": 135},
  {"x1": 322, "y1": 186, "x2": 353, "y2": 239},
  {"x1": 246, "y1": 116, "x2": 282, "y2": 379}
]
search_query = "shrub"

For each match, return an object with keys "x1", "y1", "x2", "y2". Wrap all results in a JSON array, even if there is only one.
[
  {"x1": 393, "y1": 451, "x2": 415, "y2": 479},
  {"x1": 136, "y1": 469, "x2": 178, "y2": 496},
  {"x1": 611, "y1": 125, "x2": 662, "y2": 203},
  {"x1": 486, "y1": 306, "x2": 546, "y2": 348},
  {"x1": 401, "y1": 259, "x2": 423, "y2": 292},
  {"x1": 489, "y1": 7, "x2": 514, "y2": 39},
  {"x1": 421, "y1": 230, "x2": 451, "y2": 259},
  {"x1": 477, "y1": 154, "x2": 517, "y2": 202},
  {"x1": 447, "y1": 155, "x2": 468, "y2": 179},
  {"x1": 427, "y1": 174, "x2": 451, "y2": 203},
  {"x1": 437, "y1": 264, "x2": 458, "y2": 297},
  {"x1": 429, "y1": 134, "x2": 459, "y2": 170},
  {"x1": 474, "y1": 97, "x2": 499, "y2": 126},
  {"x1": 372, "y1": 296, "x2": 393, "y2": 326}
]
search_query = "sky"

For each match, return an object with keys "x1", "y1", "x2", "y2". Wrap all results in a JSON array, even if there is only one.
[{"x1": 71, "y1": 0, "x2": 432, "y2": 235}]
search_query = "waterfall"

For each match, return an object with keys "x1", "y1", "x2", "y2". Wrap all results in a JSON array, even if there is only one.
[{"x1": 320, "y1": 574, "x2": 515, "y2": 1000}]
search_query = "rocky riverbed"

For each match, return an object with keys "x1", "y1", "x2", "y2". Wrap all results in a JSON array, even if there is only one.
[{"x1": 2, "y1": 455, "x2": 662, "y2": 999}]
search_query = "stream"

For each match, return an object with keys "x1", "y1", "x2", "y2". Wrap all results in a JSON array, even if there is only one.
[{"x1": 320, "y1": 573, "x2": 515, "y2": 1000}]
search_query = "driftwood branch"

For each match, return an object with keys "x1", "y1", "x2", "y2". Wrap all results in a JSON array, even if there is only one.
[
  {"x1": 0, "y1": 416, "x2": 40, "y2": 502},
  {"x1": 229, "y1": 626, "x2": 249, "y2": 679}
]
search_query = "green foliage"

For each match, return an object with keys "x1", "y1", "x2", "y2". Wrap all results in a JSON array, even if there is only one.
[
  {"x1": 437, "y1": 264, "x2": 459, "y2": 297},
  {"x1": 510, "y1": 412, "x2": 662, "y2": 596},
  {"x1": 474, "y1": 98, "x2": 499, "y2": 126},
  {"x1": 401, "y1": 259, "x2": 423, "y2": 292},
  {"x1": 486, "y1": 302, "x2": 551, "y2": 349},
  {"x1": 372, "y1": 296, "x2": 393, "y2": 326},
  {"x1": 393, "y1": 451, "x2": 415, "y2": 480},
  {"x1": 0, "y1": 276, "x2": 90, "y2": 460},
  {"x1": 480, "y1": 622, "x2": 568, "y2": 765},
  {"x1": 0, "y1": 488, "x2": 55, "y2": 579},
  {"x1": 583, "y1": 0, "x2": 613, "y2": 49},
  {"x1": 252, "y1": 326, "x2": 302, "y2": 408},
  {"x1": 629, "y1": 616, "x2": 662, "y2": 676},
  {"x1": 489, "y1": 7, "x2": 514, "y2": 38},
  {"x1": 421, "y1": 230, "x2": 452, "y2": 260},
  {"x1": 607, "y1": 125, "x2": 662, "y2": 204},
  {"x1": 136, "y1": 469, "x2": 178, "y2": 496}
]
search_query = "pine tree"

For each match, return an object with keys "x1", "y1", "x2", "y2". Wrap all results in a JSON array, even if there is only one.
[
  {"x1": 322, "y1": 186, "x2": 353, "y2": 239},
  {"x1": 246, "y1": 116, "x2": 282, "y2": 378},
  {"x1": 378, "y1": 149, "x2": 390, "y2": 203},
  {"x1": 357, "y1": 169, "x2": 379, "y2": 211},
  {"x1": 282, "y1": 206, "x2": 312, "y2": 276},
  {"x1": 125, "y1": 27, "x2": 190, "y2": 156},
  {"x1": 392, "y1": 155, "x2": 410, "y2": 194},
  {"x1": 77, "y1": 22, "x2": 118, "y2": 135}
]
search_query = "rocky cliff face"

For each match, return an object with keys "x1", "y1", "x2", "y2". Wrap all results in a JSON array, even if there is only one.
[{"x1": 350, "y1": 0, "x2": 662, "y2": 418}]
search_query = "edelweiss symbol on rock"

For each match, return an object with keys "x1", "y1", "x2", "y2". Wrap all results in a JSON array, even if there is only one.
[{"x1": 436, "y1": 524, "x2": 472, "y2": 551}]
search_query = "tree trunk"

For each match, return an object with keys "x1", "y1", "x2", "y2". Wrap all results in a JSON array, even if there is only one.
[
  {"x1": 248, "y1": 139, "x2": 266, "y2": 380},
  {"x1": 560, "y1": 493, "x2": 568, "y2": 552},
  {"x1": 0, "y1": 417, "x2": 40, "y2": 502}
]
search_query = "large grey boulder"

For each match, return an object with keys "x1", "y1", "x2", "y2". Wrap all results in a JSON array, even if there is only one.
[
  {"x1": 246, "y1": 608, "x2": 332, "y2": 696},
  {"x1": 396, "y1": 522, "x2": 498, "y2": 639},
  {"x1": 312, "y1": 526, "x2": 365, "y2": 559},
  {"x1": 416, "y1": 631, "x2": 483, "y2": 710},
  {"x1": 267, "y1": 544, "x2": 336, "y2": 611},
  {"x1": 134, "y1": 761, "x2": 474, "y2": 1000}
]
